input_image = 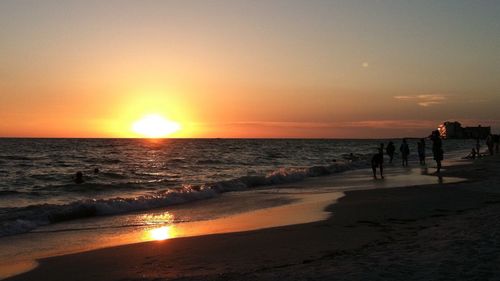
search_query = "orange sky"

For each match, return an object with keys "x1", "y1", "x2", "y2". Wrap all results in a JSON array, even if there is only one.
[{"x1": 1, "y1": 1, "x2": 499, "y2": 138}]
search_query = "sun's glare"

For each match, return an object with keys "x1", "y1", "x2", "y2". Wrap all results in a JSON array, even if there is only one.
[
  {"x1": 132, "y1": 114, "x2": 181, "y2": 138},
  {"x1": 149, "y1": 226, "x2": 172, "y2": 241}
]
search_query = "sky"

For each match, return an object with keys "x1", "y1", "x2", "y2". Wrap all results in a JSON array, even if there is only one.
[{"x1": 1, "y1": 0, "x2": 499, "y2": 138}]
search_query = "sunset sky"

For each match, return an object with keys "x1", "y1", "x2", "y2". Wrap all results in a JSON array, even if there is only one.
[{"x1": 1, "y1": 0, "x2": 499, "y2": 138}]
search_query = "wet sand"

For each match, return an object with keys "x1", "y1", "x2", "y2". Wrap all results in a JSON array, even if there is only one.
[{"x1": 6, "y1": 155, "x2": 500, "y2": 281}]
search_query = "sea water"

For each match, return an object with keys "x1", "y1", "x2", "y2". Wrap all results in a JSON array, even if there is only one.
[{"x1": 0, "y1": 138, "x2": 477, "y2": 237}]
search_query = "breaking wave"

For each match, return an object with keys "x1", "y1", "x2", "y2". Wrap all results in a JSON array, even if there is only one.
[{"x1": 0, "y1": 160, "x2": 369, "y2": 237}]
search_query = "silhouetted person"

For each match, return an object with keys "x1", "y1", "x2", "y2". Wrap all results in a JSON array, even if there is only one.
[
  {"x1": 400, "y1": 138, "x2": 410, "y2": 167},
  {"x1": 371, "y1": 143, "x2": 384, "y2": 179},
  {"x1": 74, "y1": 171, "x2": 84, "y2": 184},
  {"x1": 494, "y1": 134, "x2": 500, "y2": 153},
  {"x1": 431, "y1": 130, "x2": 443, "y2": 173},
  {"x1": 417, "y1": 138, "x2": 426, "y2": 165},
  {"x1": 386, "y1": 141, "x2": 395, "y2": 163},
  {"x1": 346, "y1": 153, "x2": 358, "y2": 162},
  {"x1": 94, "y1": 168, "x2": 99, "y2": 174},
  {"x1": 465, "y1": 148, "x2": 477, "y2": 160},
  {"x1": 476, "y1": 137, "x2": 481, "y2": 157},
  {"x1": 486, "y1": 134, "x2": 494, "y2": 155}
]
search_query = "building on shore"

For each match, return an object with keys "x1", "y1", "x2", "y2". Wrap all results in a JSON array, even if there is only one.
[{"x1": 438, "y1": 121, "x2": 491, "y2": 139}]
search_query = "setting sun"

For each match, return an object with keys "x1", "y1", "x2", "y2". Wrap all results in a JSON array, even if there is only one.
[{"x1": 132, "y1": 114, "x2": 181, "y2": 138}]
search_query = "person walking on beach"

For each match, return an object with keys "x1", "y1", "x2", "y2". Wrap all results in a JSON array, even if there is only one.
[
  {"x1": 386, "y1": 141, "x2": 395, "y2": 163},
  {"x1": 371, "y1": 143, "x2": 384, "y2": 179},
  {"x1": 400, "y1": 138, "x2": 410, "y2": 167},
  {"x1": 417, "y1": 138, "x2": 426, "y2": 165},
  {"x1": 486, "y1": 134, "x2": 494, "y2": 155},
  {"x1": 494, "y1": 134, "x2": 500, "y2": 153},
  {"x1": 430, "y1": 130, "x2": 443, "y2": 173},
  {"x1": 476, "y1": 137, "x2": 481, "y2": 157}
]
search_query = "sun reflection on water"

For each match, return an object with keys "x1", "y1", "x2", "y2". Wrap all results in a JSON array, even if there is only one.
[
  {"x1": 141, "y1": 212, "x2": 178, "y2": 241},
  {"x1": 141, "y1": 212, "x2": 175, "y2": 225},
  {"x1": 149, "y1": 226, "x2": 172, "y2": 241}
]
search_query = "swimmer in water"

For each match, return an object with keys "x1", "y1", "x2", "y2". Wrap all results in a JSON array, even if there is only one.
[{"x1": 74, "y1": 171, "x2": 84, "y2": 184}]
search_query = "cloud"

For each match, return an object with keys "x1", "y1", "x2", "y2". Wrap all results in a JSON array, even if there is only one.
[
  {"x1": 342, "y1": 120, "x2": 437, "y2": 129},
  {"x1": 393, "y1": 95, "x2": 413, "y2": 100},
  {"x1": 220, "y1": 120, "x2": 438, "y2": 130},
  {"x1": 394, "y1": 94, "x2": 448, "y2": 107}
]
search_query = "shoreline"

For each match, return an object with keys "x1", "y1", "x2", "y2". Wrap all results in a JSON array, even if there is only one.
[
  {"x1": 0, "y1": 157, "x2": 461, "y2": 280},
  {"x1": 6, "y1": 154, "x2": 499, "y2": 280}
]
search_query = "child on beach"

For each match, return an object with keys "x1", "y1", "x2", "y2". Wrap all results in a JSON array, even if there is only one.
[
  {"x1": 400, "y1": 139, "x2": 410, "y2": 167},
  {"x1": 371, "y1": 143, "x2": 384, "y2": 179}
]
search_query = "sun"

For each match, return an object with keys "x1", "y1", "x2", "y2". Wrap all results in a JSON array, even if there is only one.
[{"x1": 132, "y1": 114, "x2": 181, "y2": 138}]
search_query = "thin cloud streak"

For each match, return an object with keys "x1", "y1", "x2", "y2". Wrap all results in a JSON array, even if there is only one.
[
  {"x1": 394, "y1": 94, "x2": 448, "y2": 107},
  {"x1": 215, "y1": 120, "x2": 440, "y2": 130}
]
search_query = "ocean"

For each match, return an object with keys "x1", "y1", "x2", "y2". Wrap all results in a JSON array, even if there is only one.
[{"x1": 0, "y1": 138, "x2": 476, "y2": 238}]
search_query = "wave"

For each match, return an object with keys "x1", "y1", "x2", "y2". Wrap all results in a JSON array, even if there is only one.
[
  {"x1": 0, "y1": 155, "x2": 31, "y2": 161},
  {"x1": 0, "y1": 159, "x2": 370, "y2": 237},
  {"x1": 32, "y1": 182, "x2": 147, "y2": 193},
  {"x1": 0, "y1": 186, "x2": 218, "y2": 237},
  {"x1": 100, "y1": 172, "x2": 128, "y2": 179},
  {"x1": 0, "y1": 155, "x2": 47, "y2": 161},
  {"x1": 83, "y1": 157, "x2": 122, "y2": 164},
  {"x1": 196, "y1": 159, "x2": 225, "y2": 165},
  {"x1": 0, "y1": 190, "x2": 23, "y2": 196},
  {"x1": 165, "y1": 158, "x2": 187, "y2": 164},
  {"x1": 201, "y1": 160, "x2": 370, "y2": 192}
]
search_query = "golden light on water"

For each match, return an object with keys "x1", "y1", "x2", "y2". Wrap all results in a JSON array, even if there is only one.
[
  {"x1": 141, "y1": 212, "x2": 177, "y2": 241},
  {"x1": 132, "y1": 114, "x2": 181, "y2": 138},
  {"x1": 149, "y1": 226, "x2": 172, "y2": 241}
]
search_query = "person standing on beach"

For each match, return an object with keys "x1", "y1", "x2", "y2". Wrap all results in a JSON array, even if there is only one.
[
  {"x1": 371, "y1": 143, "x2": 384, "y2": 179},
  {"x1": 386, "y1": 141, "x2": 395, "y2": 163},
  {"x1": 417, "y1": 138, "x2": 426, "y2": 165},
  {"x1": 431, "y1": 130, "x2": 443, "y2": 173},
  {"x1": 400, "y1": 139, "x2": 410, "y2": 167}
]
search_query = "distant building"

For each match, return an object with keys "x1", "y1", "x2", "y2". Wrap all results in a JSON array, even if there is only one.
[
  {"x1": 438, "y1": 121, "x2": 490, "y2": 139},
  {"x1": 463, "y1": 125, "x2": 491, "y2": 139}
]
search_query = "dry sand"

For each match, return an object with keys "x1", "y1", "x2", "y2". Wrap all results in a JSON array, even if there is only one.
[{"x1": 7, "y1": 155, "x2": 500, "y2": 281}]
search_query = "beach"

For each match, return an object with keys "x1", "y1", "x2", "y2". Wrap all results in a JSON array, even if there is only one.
[
  {"x1": 5, "y1": 153, "x2": 500, "y2": 281},
  {"x1": 2, "y1": 1, "x2": 499, "y2": 280}
]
